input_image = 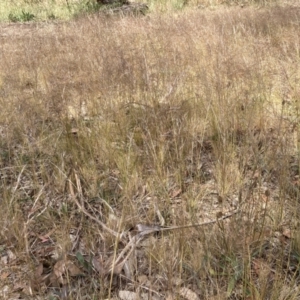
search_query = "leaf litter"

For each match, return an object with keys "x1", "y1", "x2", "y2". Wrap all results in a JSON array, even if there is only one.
[{"x1": 1, "y1": 160, "x2": 292, "y2": 299}]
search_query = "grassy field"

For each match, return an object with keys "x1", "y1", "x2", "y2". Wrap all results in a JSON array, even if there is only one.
[
  {"x1": 0, "y1": 0, "x2": 283, "y2": 21},
  {"x1": 1, "y1": 0, "x2": 300, "y2": 299}
]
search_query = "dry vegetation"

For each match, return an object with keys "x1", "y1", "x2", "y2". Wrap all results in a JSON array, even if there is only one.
[{"x1": 1, "y1": 1, "x2": 300, "y2": 299}]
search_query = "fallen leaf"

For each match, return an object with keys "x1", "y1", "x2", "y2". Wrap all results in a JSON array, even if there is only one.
[
  {"x1": 7, "y1": 250, "x2": 16, "y2": 262},
  {"x1": 216, "y1": 211, "x2": 223, "y2": 218},
  {"x1": 53, "y1": 259, "x2": 66, "y2": 284},
  {"x1": 282, "y1": 228, "x2": 291, "y2": 239},
  {"x1": 35, "y1": 263, "x2": 44, "y2": 278},
  {"x1": 252, "y1": 258, "x2": 272, "y2": 277},
  {"x1": 171, "y1": 188, "x2": 182, "y2": 198},
  {"x1": 0, "y1": 272, "x2": 10, "y2": 280},
  {"x1": 171, "y1": 277, "x2": 183, "y2": 286},
  {"x1": 30, "y1": 262, "x2": 44, "y2": 291},
  {"x1": 107, "y1": 213, "x2": 121, "y2": 232},
  {"x1": 97, "y1": 253, "x2": 125, "y2": 276},
  {"x1": 179, "y1": 287, "x2": 199, "y2": 300},
  {"x1": 119, "y1": 290, "x2": 139, "y2": 300},
  {"x1": 92, "y1": 256, "x2": 105, "y2": 275},
  {"x1": 166, "y1": 292, "x2": 175, "y2": 300},
  {"x1": 138, "y1": 275, "x2": 148, "y2": 285},
  {"x1": 0, "y1": 250, "x2": 16, "y2": 265},
  {"x1": 0, "y1": 286, "x2": 9, "y2": 297},
  {"x1": 70, "y1": 128, "x2": 79, "y2": 134},
  {"x1": 253, "y1": 171, "x2": 260, "y2": 179},
  {"x1": 38, "y1": 228, "x2": 56, "y2": 243},
  {"x1": 0, "y1": 256, "x2": 8, "y2": 265},
  {"x1": 111, "y1": 260, "x2": 125, "y2": 275},
  {"x1": 7, "y1": 293, "x2": 21, "y2": 300},
  {"x1": 66, "y1": 260, "x2": 83, "y2": 276},
  {"x1": 34, "y1": 245, "x2": 56, "y2": 257},
  {"x1": 47, "y1": 272, "x2": 61, "y2": 287},
  {"x1": 13, "y1": 282, "x2": 27, "y2": 292}
]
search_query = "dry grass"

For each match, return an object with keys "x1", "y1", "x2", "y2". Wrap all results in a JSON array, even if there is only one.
[
  {"x1": 0, "y1": 0, "x2": 284, "y2": 22},
  {"x1": 1, "y1": 2, "x2": 300, "y2": 299}
]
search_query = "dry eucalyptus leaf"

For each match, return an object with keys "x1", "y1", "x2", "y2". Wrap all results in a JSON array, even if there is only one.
[
  {"x1": 118, "y1": 290, "x2": 139, "y2": 300},
  {"x1": 217, "y1": 195, "x2": 223, "y2": 203},
  {"x1": 137, "y1": 275, "x2": 148, "y2": 285},
  {"x1": 53, "y1": 259, "x2": 67, "y2": 284},
  {"x1": 53, "y1": 258, "x2": 83, "y2": 279},
  {"x1": 48, "y1": 272, "x2": 61, "y2": 287},
  {"x1": 35, "y1": 263, "x2": 44, "y2": 277},
  {"x1": 282, "y1": 228, "x2": 291, "y2": 239},
  {"x1": 31, "y1": 263, "x2": 44, "y2": 291},
  {"x1": 139, "y1": 235, "x2": 157, "y2": 247},
  {"x1": 107, "y1": 213, "x2": 121, "y2": 232},
  {"x1": 1, "y1": 250, "x2": 17, "y2": 265},
  {"x1": 70, "y1": 128, "x2": 79, "y2": 134},
  {"x1": 0, "y1": 285, "x2": 9, "y2": 298},
  {"x1": 0, "y1": 272, "x2": 10, "y2": 280},
  {"x1": 103, "y1": 253, "x2": 123, "y2": 275},
  {"x1": 0, "y1": 256, "x2": 8, "y2": 265},
  {"x1": 171, "y1": 277, "x2": 183, "y2": 286},
  {"x1": 252, "y1": 258, "x2": 272, "y2": 277},
  {"x1": 111, "y1": 261, "x2": 125, "y2": 275},
  {"x1": 179, "y1": 287, "x2": 199, "y2": 300},
  {"x1": 38, "y1": 228, "x2": 55, "y2": 242},
  {"x1": 166, "y1": 292, "x2": 175, "y2": 300},
  {"x1": 50, "y1": 249, "x2": 60, "y2": 260},
  {"x1": 66, "y1": 260, "x2": 82, "y2": 276},
  {"x1": 216, "y1": 211, "x2": 223, "y2": 218},
  {"x1": 6, "y1": 250, "x2": 17, "y2": 263},
  {"x1": 6, "y1": 293, "x2": 21, "y2": 300},
  {"x1": 13, "y1": 281, "x2": 29, "y2": 292},
  {"x1": 171, "y1": 188, "x2": 182, "y2": 198},
  {"x1": 92, "y1": 257, "x2": 105, "y2": 275}
]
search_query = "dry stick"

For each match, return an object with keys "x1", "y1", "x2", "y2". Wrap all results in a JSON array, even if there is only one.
[
  {"x1": 75, "y1": 201, "x2": 238, "y2": 274},
  {"x1": 153, "y1": 209, "x2": 239, "y2": 232},
  {"x1": 69, "y1": 169, "x2": 239, "y2": 273},
  {"x1": 110, "y1": 209, "x2": 239, "y2": 274}
]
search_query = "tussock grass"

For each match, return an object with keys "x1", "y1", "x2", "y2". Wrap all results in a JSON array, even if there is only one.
[{"x1": 1, "y1": 3, "x2": 300, "y2": 299}]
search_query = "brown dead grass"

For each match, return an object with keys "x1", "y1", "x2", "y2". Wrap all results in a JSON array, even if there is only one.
[{"x1": 1, "y1": 3, "x2": 300, "y2": 300}]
